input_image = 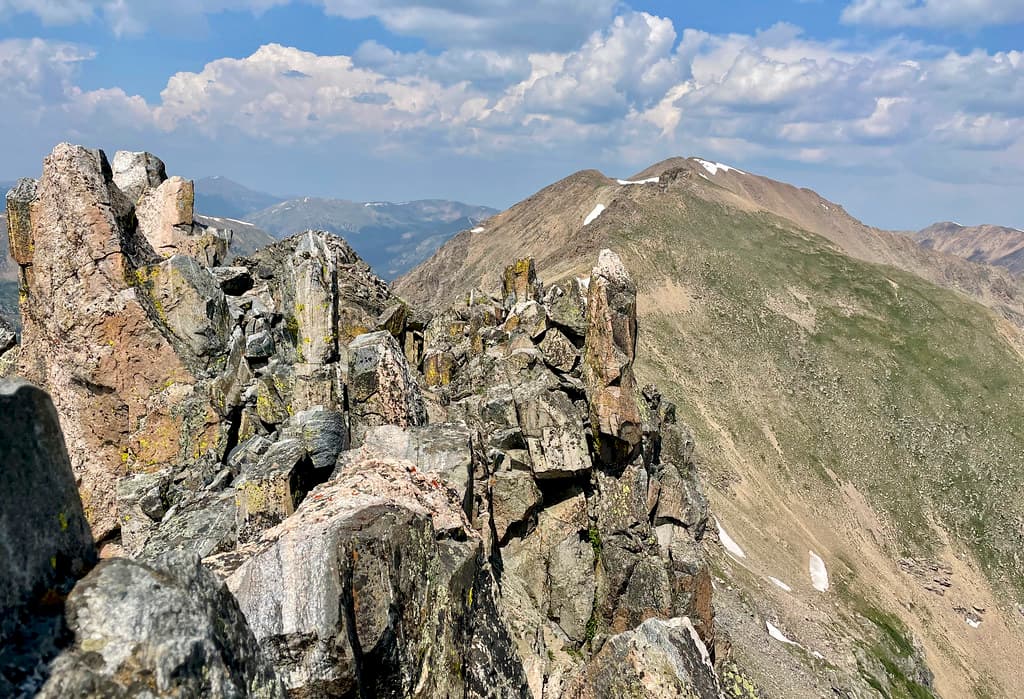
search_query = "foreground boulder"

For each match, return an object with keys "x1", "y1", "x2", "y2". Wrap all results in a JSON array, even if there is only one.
[
  {"x1": 0, "y1": 378, "x2": 95, "y2": 696},
  {"x1": 39, "y1": 552, "x2": 286, "y2": 698},
  {"x1": 215, "y1": 457, "x2": 529, "y2": 698}
]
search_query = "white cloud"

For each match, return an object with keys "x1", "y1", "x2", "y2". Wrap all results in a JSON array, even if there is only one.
[{"x1": 841, "y1": 0, "x2": 1024, "y2": 29}]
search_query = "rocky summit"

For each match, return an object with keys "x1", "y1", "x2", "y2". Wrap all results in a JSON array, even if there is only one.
[{"x1": 0, "y1": 144, "x2": 728, "y2": 698}]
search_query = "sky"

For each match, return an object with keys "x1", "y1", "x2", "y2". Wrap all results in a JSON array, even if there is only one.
[{"x1": 0, "y1": 0, "x2": 1022, "y2": 230}]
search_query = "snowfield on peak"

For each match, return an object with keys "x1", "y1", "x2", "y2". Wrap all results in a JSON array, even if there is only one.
[
  {"x1": 715, "y1": 518, "x2": 746, "y2": 559},
  {"x1": 616, "y1": 177, "x2": 660, "y2": 185},
  {"x1": 583, "y1": 204, "x2": 606, "y2": 226},
  {"x1": 695, "y1": 159, "x2": 746, "y2": 176}
]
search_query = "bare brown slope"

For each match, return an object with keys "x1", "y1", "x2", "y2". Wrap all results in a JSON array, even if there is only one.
[
  {"x1": 394, "y1": 169, "x2": 621, "y2": 307},
  {"x1": 915, "y1": 222, "x2": 1024, "y2": 276}
]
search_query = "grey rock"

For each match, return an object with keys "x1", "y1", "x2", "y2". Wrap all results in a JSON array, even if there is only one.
[
  {"x1": 116, "y1": 469, "x2": 173, "y2": 556},
  {"x1": 0, "y1": 315, "x2": 15, "y2": 355},
  {"x1": 544, "y1": 277, "x2": 588, "y2": 339},
  {"x1": 142, "y1": 491, "x2": 238, "y2": 559},
  {"x1": 514, "y1": 380, "x2": 592, "y2": 479},
  {"x1": 6, "y1": 178, "x2": 38, "y2": 267},
  {"x1": 39, "y1": 551, "x2": 285, "y2": 698},
  {"x1": 245, "y1": 329, "x2": 275, "y2": 359},
  {"x1": 111, "y1": 150, "x2": 167, "y2": 203},
  {"x1": 539, "y1": 326, "x2": 579, "y2": 373},
  {"x1": 281, "y1": 407, "x2": 349, "y2": 470},
  {"x1": 347, "y1": 330, "x2": 426, "y2": 445},
  {"x1": 0, "y1": 379, "x2": 96, "y2": 695},
  {"x1": 235, "y1": 438, "x2": 322, "y2": 541},
  {"x1": 211, "y1": 266, "x2": 255, "y2": 295},
  {"x1": 491, "y1": 469, "x2": 542, "y2": 542},
  {"x1": 562, "y1": 617, "x2": 719, "y2": 698}
]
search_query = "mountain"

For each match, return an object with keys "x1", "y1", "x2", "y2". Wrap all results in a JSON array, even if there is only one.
[
  {"x1": 246, "y1": 197, "x2": 498, "y2": 279},
  {"x1": 1, "y1": 143, "x2": 724, "y2": 697},
  {"x1": 398, "y1": 158, "x2": 1024, "y2": 697},
  {"x1": 193, "y1": 214, "x2": 276, "y2": 260},
  {"x1": 193, "y1": 175, "x2": 283, "y2": 219},
  {"x1": 914, "y1": 221, "x2": 1024, "y2": 276},
  {"x1": 0, "y1": 182, "x2": 16, "y2": 211}
]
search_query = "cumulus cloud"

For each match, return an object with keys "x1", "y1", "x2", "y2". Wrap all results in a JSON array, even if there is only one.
[
  {"x1": 4, "y1": 9, "x2": 1024, "y2": 195},
  {"x1": 841, "y1": 0, "x2": 1024, "y2": 29}
]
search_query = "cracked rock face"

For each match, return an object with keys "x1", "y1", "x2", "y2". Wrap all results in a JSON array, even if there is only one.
[{"x1": 3, "y1": 143, "x2": 721, "y2": 699}]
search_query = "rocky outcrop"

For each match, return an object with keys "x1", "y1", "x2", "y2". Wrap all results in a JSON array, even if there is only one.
[
  {"x1": 39, "y1": 552, "x2": 286, "y2": 699},
  {"x1": 582, "y1": 249, "x2": 643, "y2": 464},
  {"x1": 0, "y1": 379, "x2": 96, "y2": 696},
  {"x1": 0, "y1": 315, "x2": 14, "y2": 355},
  {"x1": 4, "y1": 143, "x2": 721, "y2": 699}
]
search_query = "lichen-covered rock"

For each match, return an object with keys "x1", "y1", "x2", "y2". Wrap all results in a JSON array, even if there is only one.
[
  {"x1": 491, "y1": 468, "x2": 542, "y2": 542},
  {"x1": 0, "y1": 379, "x2": 96, "y2": 695},
  {"x1": 5, "y1": 178, "x2": 38, "y2": 266},
  {"x1": 503, "y1": 257, "x2": 540, "y2": 307},
  {"x1": 582, "y1": 249, "x2": 643, "y2": 464},
  {"x1": 13, "y1": 144, "x2": 220, "y2": 539},
  {"x1": 111, "y1": 150, "x2": 167, "y2": 203},
  {"x1": 348, "y1": 330, "x2": 426, "y2": 444},
  {"x1": 544, "y1": 277, "x2": 588, "y2": 339},
  {"x1": 116, "y1": 469, "x2": 173, "y2": 556},
  {"x1": 38, "y1": 552, "x2": 286, "y2": 699},
  {"x1": 221, "y1": 458, "x2": 530, "y2": 698},
  {"x1": 539, "y1": 326, "x2": 579, "y2": 373},
  {"x1": 562, "y1": 617, "x2": 719, "y2": 699},
  {"x1": 0, "y1": 315, "x2": 15, "y2": 355}
]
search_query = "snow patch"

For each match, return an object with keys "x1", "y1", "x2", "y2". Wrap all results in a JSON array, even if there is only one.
[
  {"x1": 820, "y1": 203, "x2": 830, "y2": 211},
  {"x1": 695, "y1": 159, "x2": 746, "y2": 176},
  {"x1": 769, "y1": 577, "x2": 792, "y2": 592},
  {"x1": 616, "y1": 176, "x2": 660, "y2": 185},
  {"x1": 680, "y1": 617, "x2": 715, "y2": 670},
  {"x1": 966, "y1": 617, "x2": 982, "y2": 628},
  {"x1": 699, "y1": 173, "x2": 710, "y2": 181},
  {"x1": 766, "y1": 621, "x2": 798, "y2": 645},
  {"x1": 364, "y1": 202, "x2": 389, "y2": 207},
  {"x1": 809, "y1": 551, "x2": 829, "y2": 592},
  {"x1": 470, "y1": 226, "x2": 485, "y2": 233},
  {"x1": 583, "y1": 204, "x2": 606, "y2": 226},
  {"x1": 715, "y1": 518, "x2": 746, "y2": 559}
]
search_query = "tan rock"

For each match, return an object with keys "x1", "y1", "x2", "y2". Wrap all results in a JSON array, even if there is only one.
[
  {"x1": 14, "y1": 144, "x2": 218, "y2": 539},
  {"x1": 582, "y1": 249, "x2": 643, "y2": 463}
]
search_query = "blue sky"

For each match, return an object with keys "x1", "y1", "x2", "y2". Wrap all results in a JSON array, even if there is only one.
[{"x1": 0, "y1": 1, "x2": 1022, "y2": 230}]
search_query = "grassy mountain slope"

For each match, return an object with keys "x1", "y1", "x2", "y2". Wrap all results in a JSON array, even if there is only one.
[
  {"x1": 915, "y1": 222, "x2": 1024, "y2": 276},
  {"x1": 397, "y1": 164, "x2": 1024, "y2": 698}
]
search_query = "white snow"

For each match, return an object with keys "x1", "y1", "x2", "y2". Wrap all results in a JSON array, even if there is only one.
[
  {"x1": 695, "y1": 158, "x2": 746, "y2": 176},
  {"x1": 699, "y1": 173, "x2": 710, "y2": 181},
  {"x1": 470, "y1": 226, "x2": 485, "y2": 233},
  {"x1": 576, "y1": 275, "x2": 590, "y2": 291},
  {"x1": 616, "y1": 176, "x2": 660, "y2": 185},
  {"x1": 820, "y1": 203, "x2": 830, "y2": 211},
  {"x1": 769, "y1": 577, "x2": 792, "y2": 592},
  {"x1": 583, "y1": 204, "x2": 606, "y2": 226},
  {"x1": 364, "y1": 202, "x2": 389, "y2": 207},
  {"x1": 715, "y1": 518, "x2": 746, "y2": 559},
  {"x1": 809, "y1": 551, "x2": 830, "y2": 592},
  {"x1": 680, "y1": 618, "x2": 715, "y2": 670},
  {"x1": 766, "y1": 621, "x2": 798, "y2": 645},
  {"x1": 966, "y1": 617, "x2": 982, "y2": 628}
]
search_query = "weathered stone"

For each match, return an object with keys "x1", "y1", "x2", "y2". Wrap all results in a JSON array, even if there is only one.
[
  {"x1": 136, "y1": 176, "x2": 195, "y2": 254},
  {"x1": 0, "y1": 379, "x2": 95, "y2": 644},
  {"x1": 545, "y1": 277, "x2": 588, "y2": 339},
  {"x1": 654, "y1": 461, "x2": 709, "y2": 532},
  {"x1": 211, "y1": 265, "x2": 254, "y2": 295},
  {"x1": 503, "y1": 491, "x2": 594, "y2": 642},
  {"x1": 290, "y1": 231, "x2": 337, "y2": 365},
  {"x1": 246, "y1": 329, "x2": 275, "y2": 358},
  {"x1": 224, "y1": 458, "x2": 529, "y2": 697},
  {"x1": 502, "y1": 257, "x2": 540, "y2": 307},
  {"x1": 424, "y1": 348, "x2": 456, "y2": 386},
  {"x1": 142, "y1": 491, "x2": 238, "y2": 560},
  {"x1": 539, "y1": 326, "x2": 579, "y2": 373},
  {"x1": 514, "y1": 380, "x2": 592, "y2": 479},
  {"x1": 582, "y1": 249, "x2": 643, "y2": 463},
  {"x1": 5, "y1": 178, "x2": 37, "y2": 266},
  {"x1": 111, "y1": 150, "x2": 167, "y2": 203},
  {"x1": 255, "y1": 364, "x2": 294, "y2": 426},
  {"x1": 281, "y1": 407, "x2": 349, "y2": 470},
  {"x1": 14, "y1": 144, "x2": 219, "y2": 538},
  {"x1": 339, "y1": 423, "x2": 473, "y2": 515},
  {"x1": 116, "y1": 469, "x2": 173, "y2": 556},
  {"x1": 137, "y1": 254, "x2": 231, "y2": 360},
  {"x1": 504, "y1": 299, "x2": 547, "y2": 339},
  {"x1": 491, "y1": 469, "x2": 542, "y2": 542},
  {"x1": 562, "y1": 617, "x2": 719, "y2": 699},
  {"x1": 234, "y1": 438, "x2": 322, "y2": 541},
  {"x1": 377, "y1": 301, "x2": 408, "y2": 337},
  {"x1": 348, "y1": 330, "x2": 426, "y2": 445},
  {"x1": 0, "y1": 315, "x2": 15, "y2": 355},
  {"x1": 39, "y1": 552, "x2": 286, "y2": 698}
]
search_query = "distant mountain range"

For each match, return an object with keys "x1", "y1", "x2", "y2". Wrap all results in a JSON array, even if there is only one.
[{"x1": 913, "y1": 221, "x2": 1024, "y2": 276}]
